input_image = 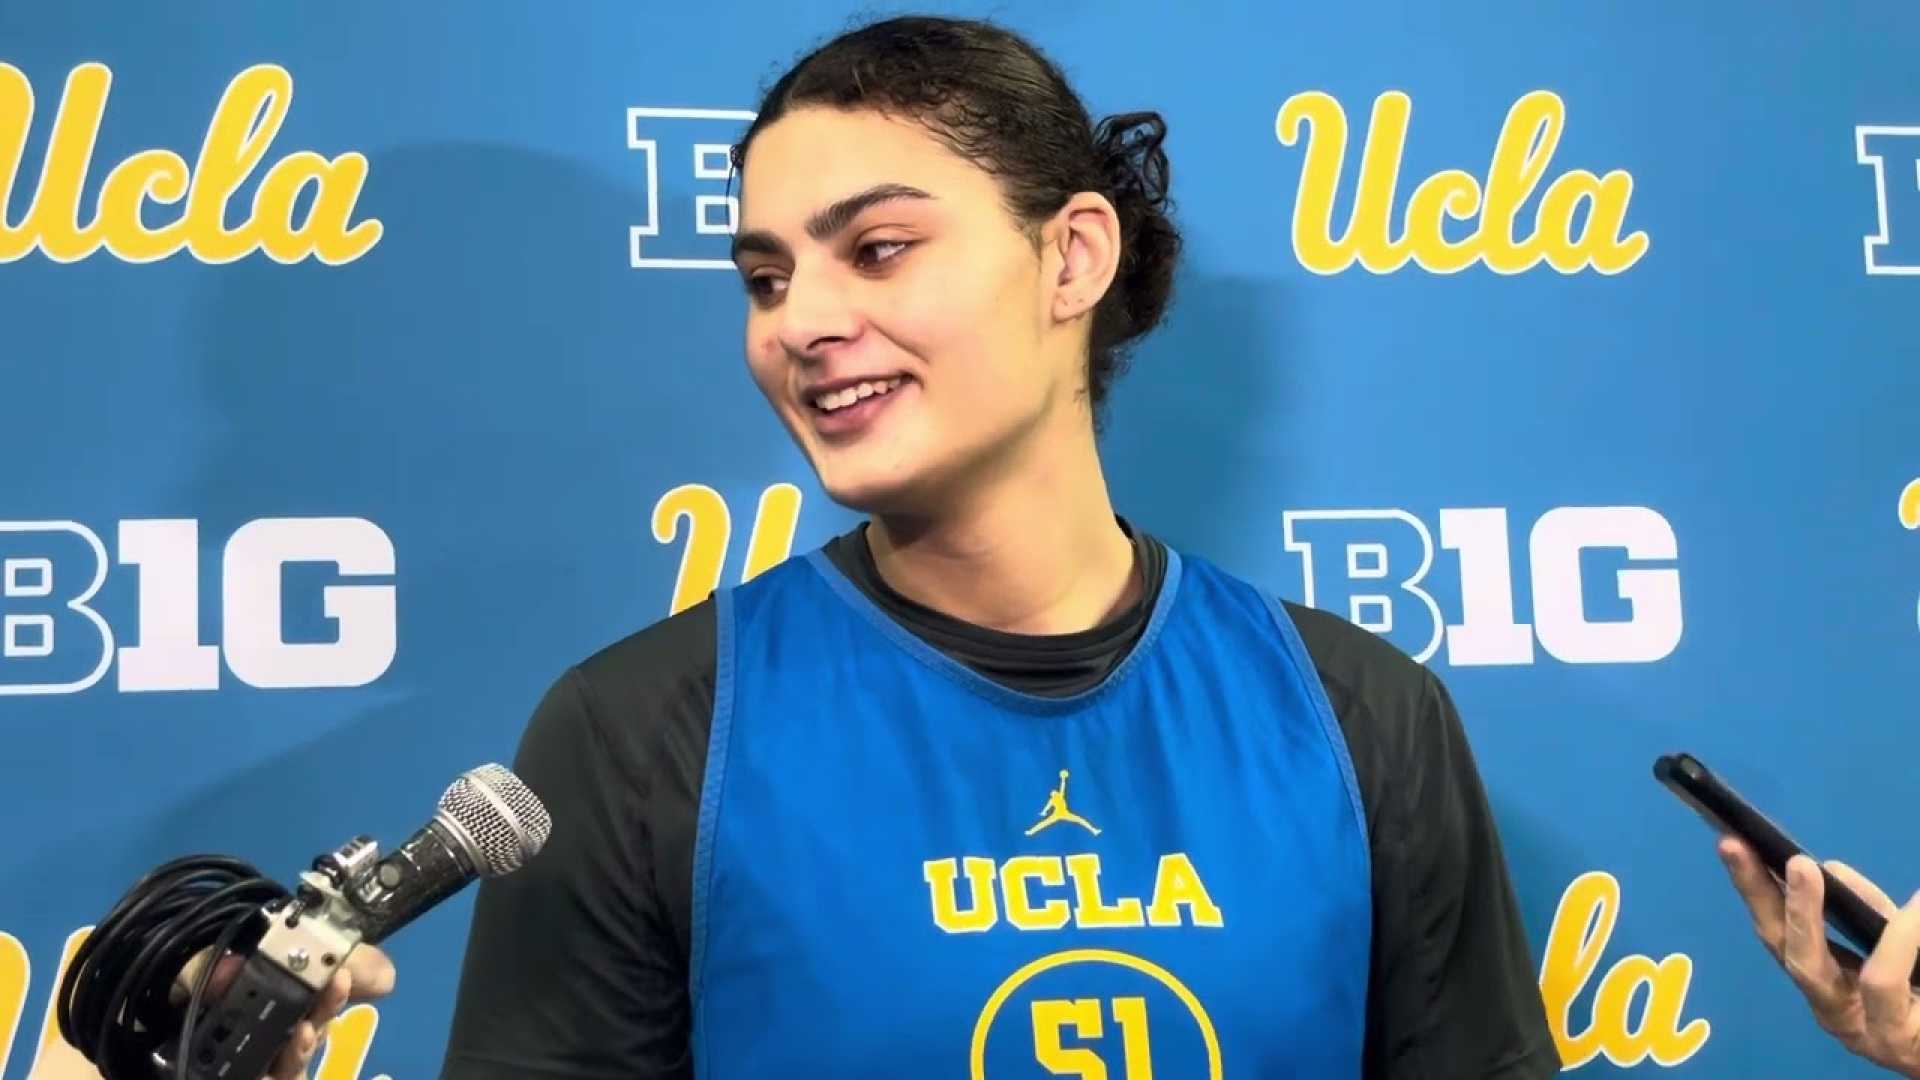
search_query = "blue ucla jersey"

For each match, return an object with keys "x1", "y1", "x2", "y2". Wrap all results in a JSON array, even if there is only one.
[{"x1": 690, "y1": 547, "x2": 1372, "y2": 1078}]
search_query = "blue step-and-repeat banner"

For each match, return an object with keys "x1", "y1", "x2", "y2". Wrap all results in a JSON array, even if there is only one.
[{"x1": 2, "y1": 2, "x2": 1916, "y2": 1076}]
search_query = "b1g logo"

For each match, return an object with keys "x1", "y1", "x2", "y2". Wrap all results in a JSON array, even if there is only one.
[
  {"x1": 1857, "y1": 125, "x2": 1920, "y2": 275},
  {"x1": 1275, "y1": 90, "x2": 1648, "y2": 275},
  {"x1": 1283, "y1": 506, "x2": 1682, "y2": 666},
  {"x1": 0, "y1": 62, "x2": 380, "y2": 264},
  {"x1": 626, "y1": 106, "x2": 755, "y2": 269},
  {"x1": 0, "y1": 517, "x2": 396, "y2": 695}
]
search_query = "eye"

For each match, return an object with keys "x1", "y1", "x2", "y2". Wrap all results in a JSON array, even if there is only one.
[
  {"x1": 743, "y1": 271, "x2": 788, "y2": 304},
  {"x1": 854, "y1": 238, "x2": 912, "y2": 270}
]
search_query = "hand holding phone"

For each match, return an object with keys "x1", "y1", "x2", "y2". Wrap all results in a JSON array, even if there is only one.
[
  {"x1": 1657, "y1": 752, "x2": 1920, "y2": 1078},
  {"x1": 1654, "y1": 752, "x2": 1904, "y2": 975}
]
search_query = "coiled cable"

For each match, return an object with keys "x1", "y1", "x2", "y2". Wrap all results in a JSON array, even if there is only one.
[{"x1": 56, "y1": 855, "x2": 289, "y2": 1080}]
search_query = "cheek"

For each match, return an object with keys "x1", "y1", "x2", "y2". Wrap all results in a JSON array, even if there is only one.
[
  {"x1": 886, "y1": 251, "x2": 1021, "y2": 365},
  {"x1": 913, "y1": 256, "x2": 1044, "y2": 392},
  {"x1": 743, "y1": 327, "x2": 787, "y2": 402}
]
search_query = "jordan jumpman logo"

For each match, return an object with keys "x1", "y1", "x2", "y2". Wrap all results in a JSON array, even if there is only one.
[{"x1": 1026, "y1": 769, "x2": 1101, "y2": 836}]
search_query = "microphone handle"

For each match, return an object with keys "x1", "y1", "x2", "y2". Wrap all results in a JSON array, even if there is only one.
[{"x1": 351, "y1": 818, "x2": 477, "y2": 945}]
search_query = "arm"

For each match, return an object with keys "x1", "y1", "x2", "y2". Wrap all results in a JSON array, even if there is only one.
[
  {"x1": 1364, "y1": 671, "x2": 1560, "y2": 1078},
  {"x1": 1284, "y1": 601, "x2": 1560, "y2": 1080},
  {"x1": 439, "y1": 668, "x2": 693, "y2": 1079}
]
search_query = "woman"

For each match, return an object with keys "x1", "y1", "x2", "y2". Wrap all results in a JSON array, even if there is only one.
[{"x1": 329, "y1": 14, "x2": 1557, "y2": 1079}]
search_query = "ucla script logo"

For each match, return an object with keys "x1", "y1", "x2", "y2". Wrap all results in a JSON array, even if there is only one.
[
  {"x1": 1275, "y1": 90, "x2": 1647, "y2": 275},
  {"x1": 0, "y1": 62, "x2": 380, "y2": 264},
  {"x1": 1903, "y1": 478, "x2": 1920, "y2": 630}
]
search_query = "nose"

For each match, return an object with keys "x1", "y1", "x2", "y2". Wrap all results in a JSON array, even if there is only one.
[{"x1": 774, "y1": 264, "x2": 860, "y2": 362}]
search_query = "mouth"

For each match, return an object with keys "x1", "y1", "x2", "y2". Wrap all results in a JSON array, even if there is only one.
[{"x1": 802, "y1": 374, "x2": 912, "y2": 438}]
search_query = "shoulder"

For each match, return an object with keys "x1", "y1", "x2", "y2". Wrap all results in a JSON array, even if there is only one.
[
  {"x1": 571, "y1": 596, "x2": 718, "y2": 717},
  {"x1": 1272, "y1": 600, "x2": 1449, "y2": 834},
  {"x1": 520, "y1": 598, "x2": 718, "y2": 798},
  {"x1": 1162, "y1": 544, "x2": 1441, "y2": 760},
  {"x1": 1168, "y1": 546, "x2": 1436, "y2": 715},
  {"x1": 1278, "y1": 599, "x2": 1435, "y2": 719}
]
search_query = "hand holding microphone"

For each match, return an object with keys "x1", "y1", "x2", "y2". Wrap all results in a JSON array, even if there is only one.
[
  {"x1": 171, "y1": 943, "x2": 395, "y2": 1079},
  {"x1": 58, "y1": 764, "x2": 552, "y2": 1080}
]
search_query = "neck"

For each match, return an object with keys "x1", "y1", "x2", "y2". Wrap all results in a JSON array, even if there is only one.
[{"x1": 865, "y1": 420, "x2": 1139, "y2": 635}]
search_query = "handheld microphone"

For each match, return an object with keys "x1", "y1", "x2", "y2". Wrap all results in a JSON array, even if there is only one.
[
  {"x1": 56, "y1": 764, "x2": 553, "y2": 1080},
  {"x1": 321, "y1": 763, "x2": 552, "y2": 944}
]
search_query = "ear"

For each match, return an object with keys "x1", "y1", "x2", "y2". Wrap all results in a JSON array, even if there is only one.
[{"x1": 1045, "y1": 191, "x2": 1121, "y2": 326}]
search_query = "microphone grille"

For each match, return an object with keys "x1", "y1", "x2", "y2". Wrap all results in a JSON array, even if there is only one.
[{"x1": 437, "y1": 764, "x2": 553, "y2": 877}]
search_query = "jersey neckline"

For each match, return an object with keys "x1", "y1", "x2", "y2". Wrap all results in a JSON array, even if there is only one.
[{"x1": 801, "y1": 545, "x2": 1186, "y2": 716}]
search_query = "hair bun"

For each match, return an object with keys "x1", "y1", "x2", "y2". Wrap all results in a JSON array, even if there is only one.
[{"x1": 1093, "y1": 111, "x2": 1171, "y2": 209}]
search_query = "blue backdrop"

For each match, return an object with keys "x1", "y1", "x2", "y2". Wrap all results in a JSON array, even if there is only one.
[{"x1": 2, "y1": 2, "x2": 1916, "y2": 1076}]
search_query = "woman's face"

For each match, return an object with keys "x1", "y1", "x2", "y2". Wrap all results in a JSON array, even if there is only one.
[{"x1": 733, "y1": 106, "x2": 1090, "y2": 515}]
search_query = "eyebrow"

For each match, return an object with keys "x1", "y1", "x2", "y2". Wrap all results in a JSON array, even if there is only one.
[{"x1": 730, "y1": 183, "x2": 935, "y2": 263}]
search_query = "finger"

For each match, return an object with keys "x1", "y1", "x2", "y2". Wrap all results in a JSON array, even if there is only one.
[
  {"x1": 1859, "y1": 889, "x2": 1920, "y2": 1036},
  {"x1": 1829, "y1": 940, "x2": 1867, "y2": 976},
  {"x1": 343, "y1": 944, "x2": 396, "y2": 1000},
  {"x1": 171, "y1": 947, "x2": 213, "y2": 1002},
  {"x1": 1828, "y1": 860, "x2": 1900, "y2": 918},
  {"x1": 171, "y1": 950, "x2": 247, "y2": 1005},
  {"x1": 310, "y1": 968, "x2": 352, "y2": 1029},
  {"x1": 1781, "y1": 855, "x2": 1852, "y2": 1013},
  {"x1": 1719, "y1": 835, "x2": 1787, "y2": 955},
  {"x1": 268, "y1": 1019, "x2": 318, "y2": 1079}
]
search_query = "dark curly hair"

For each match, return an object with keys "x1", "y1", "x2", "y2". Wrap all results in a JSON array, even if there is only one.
[{"x1": 729, "y1": 15, "x2": 1181, "y2": 424}]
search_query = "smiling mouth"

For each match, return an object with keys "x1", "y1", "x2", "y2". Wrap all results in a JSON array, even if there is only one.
[{"x1": 809, "y1": 375, "x2": 907, "y2": 414}]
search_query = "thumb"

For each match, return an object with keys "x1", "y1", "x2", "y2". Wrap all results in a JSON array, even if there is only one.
[{"x1": 343, "y1": 944, "x2": 396, "y2": 1000}]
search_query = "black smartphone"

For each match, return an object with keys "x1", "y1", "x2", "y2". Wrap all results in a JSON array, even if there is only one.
[{"x1": 1654, "y1": 751, "x2": 1920, "y2": 987}]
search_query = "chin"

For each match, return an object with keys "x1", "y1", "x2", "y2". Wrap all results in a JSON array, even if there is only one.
[
  {"x1": 817, "y1": 472, "x2": 913, "y2": 515},
  {"x1": 812, "y1": 455, "x2": 938, "y2": 517}
]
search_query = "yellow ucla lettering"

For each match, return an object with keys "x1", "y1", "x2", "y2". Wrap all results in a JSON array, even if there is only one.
[
  {"x1": 925, "y1": 857, "x2": 1001, "y2": 934},
  {"x1": 97, "y1": 149, "x2": 192, "y2": 261},
  {"x1": 1900, "y1": 478, "x2": 1919, "y2": 530},
  {"x1": 18, "y1": 62, "x2": 110, "y2": 261},
  {"x1": 1002, "y1": 856, "x2": 1072, "y2": 931},
  {"x1": 0, "y1": 61, "x2": 381, "y2": 265},
  {"x1": 313, "y1": 1003, "x2": 383, "y2": 1080},
  {"x1": 1275, "y1": 89, "x2": 1648, "y2": 275},
  {"x1": 1065, "y1": 853, "x2": 1146, "y2": 929},
  {"x1": 1146, "y1": 853, "x2": 1224, "y2": 928},
  {"x1": 0, "y1": 65, "x2": 33, "y2": 260},
  {"x1": 253, "y1": 150, "x2": 380, "y2": 265},
  {"x1": 653, "y1": 482, "x2": 804, "y2": 615},
  {"x1": 27, "y1": 929, "x2": 93, "y2": 1076},
  {"x1": 928, "y1": 853, "x2": 1221, "y2": 934},
  {"x1": 1539, "y1": 871, "x2": 1708, "y2": 1067},
  {"x1": 0, "y1": 931, "x2": 26, "y2": 1078}
]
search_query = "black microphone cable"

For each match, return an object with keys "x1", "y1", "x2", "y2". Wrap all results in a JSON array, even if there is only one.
[
  {"x1": 55, "y1": 764, "x2": 551, "y2": 1080},
  {"x1": 57, "y1": 854, "x2": 290, "y2": 1080}
]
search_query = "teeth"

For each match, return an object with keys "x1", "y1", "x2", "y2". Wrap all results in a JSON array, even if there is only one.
[{"x1": 813, "y1": 377, "x2": 906, "y2": 413}]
